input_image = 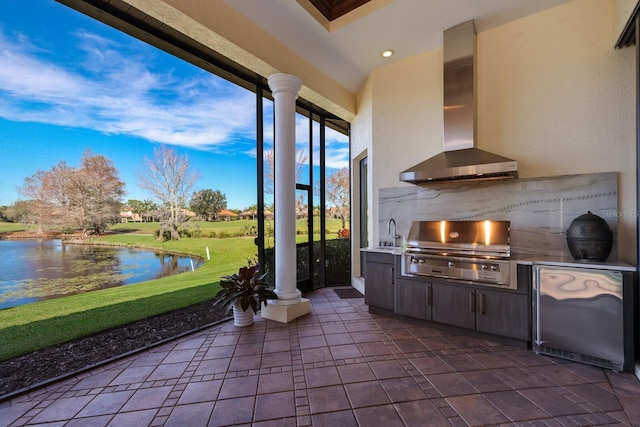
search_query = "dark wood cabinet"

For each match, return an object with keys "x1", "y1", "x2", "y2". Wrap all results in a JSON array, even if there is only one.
[
  {"x1": 431, "y1": 280, "x2": 530, "y2": 341},
  {"x1": 475, "y1": 289, "x2": 529, "y2": 341},
  {"x1": 395, "y1": 278, "x2": 432, "y2": 320},
  {"x1": 364, "y1": 252, "x2": 532, "y2": 342},
  {"x1": 432, "y1": 282, "x2": 476, "y2": 329},
  {"x1": 364, "y1": 252, "x2": 395, "y2": 311}
]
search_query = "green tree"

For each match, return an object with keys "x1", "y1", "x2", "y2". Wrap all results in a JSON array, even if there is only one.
[
  {"x1": 141, "y1": 200, "x2": 159, "y2": 221},
  {"x1": 190, "y1": 189, "x2": 227, "y2": 221},
  {"x1": 4, "y1": 200, "x2": 35, "y2": 224},
  {"x1": 125, "y1": 199, "x2": 145, "y2": 213}
]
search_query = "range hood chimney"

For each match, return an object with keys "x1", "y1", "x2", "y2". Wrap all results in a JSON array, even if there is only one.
[{"x1": 400, "y1": 20, "x2": 518, "y2": 184}]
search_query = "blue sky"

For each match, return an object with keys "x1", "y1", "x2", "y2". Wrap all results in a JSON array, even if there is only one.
[{"x1": 0, "y1": 1, "x2": 348, "y2": 211}]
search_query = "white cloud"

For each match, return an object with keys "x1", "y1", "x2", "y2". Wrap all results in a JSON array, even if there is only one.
[
  {"x1": 0, "y1": 29, "x2": 257, "y2": 151},
  {"x1": 0, "y1": 27, "x2": 349, "y2": 166},
  {"x1": 293, "y1": 114, "x2": 349, "y2": 170}
]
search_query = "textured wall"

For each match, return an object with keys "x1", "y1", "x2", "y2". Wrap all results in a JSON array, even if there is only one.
[{"x1": 379, "y1": 172, "x2": 618, "y2": 259}]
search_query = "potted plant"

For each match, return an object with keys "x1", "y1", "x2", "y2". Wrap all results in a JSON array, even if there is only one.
[{"x1": 213, "y1": 262, "x2": 277, "y2": 326}]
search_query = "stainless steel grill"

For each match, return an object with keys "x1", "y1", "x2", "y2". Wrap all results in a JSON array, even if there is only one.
[{"x1": 401, "y1": 220, "x2": 515, "y2": 288}]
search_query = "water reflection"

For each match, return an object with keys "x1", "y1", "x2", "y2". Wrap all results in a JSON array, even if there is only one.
[{"x1": 0, "y1": 240, "x2": 204, "y2": 309}]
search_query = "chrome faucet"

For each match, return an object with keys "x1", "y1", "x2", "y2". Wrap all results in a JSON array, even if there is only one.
[{"x1": 388, "y1": 218, "x2": 400, "y2": 247}]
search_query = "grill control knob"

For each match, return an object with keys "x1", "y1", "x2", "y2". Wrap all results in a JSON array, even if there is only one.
[
  {"x1": 447, "y1": 261, "x2": 454, "y2": 268},
  {"x1": 419, "y1": 258, "x2": 426, "y2": 264},
  {"x1": 490, "y1": 265, "x2": 499, "y2": 271},
  {"x1": 481, "y1": 264, "x2": 489, "y2": 271}
]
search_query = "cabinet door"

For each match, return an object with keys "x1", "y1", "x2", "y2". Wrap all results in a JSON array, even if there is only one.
[
  {"x1": 364, "y1": 261, "x2": 394, "y2": 310},
  {"x1": 432, "y1": 282, "x2": 475, "y2": 329},
  {"x1": 476, "y1": 289, "x2": 530, "y2": 341},
  {"x1": 395, "y1": 278, "x2": 431, "y2": 320}
]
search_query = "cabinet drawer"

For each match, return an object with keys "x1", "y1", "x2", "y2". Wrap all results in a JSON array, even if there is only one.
[{"x1": 364, "y1": 252, "x2": 395, "y2": 264}]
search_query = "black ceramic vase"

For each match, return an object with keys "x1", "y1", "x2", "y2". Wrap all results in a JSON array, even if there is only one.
[{"x1": 565, "y1": 211, "x2": 613, "y2": 261}]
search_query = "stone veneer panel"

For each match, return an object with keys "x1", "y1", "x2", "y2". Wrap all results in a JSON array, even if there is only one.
[{"x1": 379, "y1": 172, "x2": 617, "y2": 258}]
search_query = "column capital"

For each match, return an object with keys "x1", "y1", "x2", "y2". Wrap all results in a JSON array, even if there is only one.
[{"x1": 268, "y1": 73, "x2": 302, "y2": 97}]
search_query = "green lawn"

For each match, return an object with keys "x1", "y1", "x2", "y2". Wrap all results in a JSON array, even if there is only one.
[
  {"x1": 0, "y1": 232, "x2": 256, "y2": 361},
  {"x1": 0, "y1": 222, "x2": 33, "y2": 233},
  {"x1": 111, "y1": 218, "x2": 346, "y2": 239},
  {"x1": 0, "y1": 218, "x2": 349, "y2": 361}
]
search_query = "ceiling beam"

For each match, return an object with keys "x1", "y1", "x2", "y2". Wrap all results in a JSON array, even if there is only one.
[{"x1": 307, "y1": 0, "x2": 371, "y2": 21}]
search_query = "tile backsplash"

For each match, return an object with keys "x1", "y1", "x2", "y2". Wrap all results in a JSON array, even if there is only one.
[{"x1": 379, "y1": 172, "x2": 618, "y2": 258}]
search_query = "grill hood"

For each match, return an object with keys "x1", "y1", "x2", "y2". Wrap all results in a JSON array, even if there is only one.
[{"x1": 400, "y1": 20, "x2": 518, "y2": 184}]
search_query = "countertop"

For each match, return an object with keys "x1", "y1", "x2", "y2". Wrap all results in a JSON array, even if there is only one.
[
  {"x1": 361, "y1": 247, "x2": 636, "y2": 272},
  {"x1": 515, "y1": 255, "x2": 636, "y2": 272},
  {"x1": 361, "y1": 247, "x2": 403, "y2": 255}
]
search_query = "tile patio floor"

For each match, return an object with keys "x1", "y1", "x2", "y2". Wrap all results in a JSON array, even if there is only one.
[{"x1": 1, "y1": 287, "x2": 640, "y2": 427}]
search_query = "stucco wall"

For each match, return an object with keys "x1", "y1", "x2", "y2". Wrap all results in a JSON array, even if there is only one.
[
  {"x1": 349, "y1": 77, "x2": 373, "y2": 288},
  {"x1": 353, "y1": 0, "x2": 637, "y2": 264}
]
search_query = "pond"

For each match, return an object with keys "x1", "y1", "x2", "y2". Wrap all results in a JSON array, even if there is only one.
[{"x1": 0, "y1": 239, "x2": 204, "y2": 310}]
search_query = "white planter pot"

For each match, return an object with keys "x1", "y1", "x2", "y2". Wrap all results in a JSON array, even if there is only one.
[{"x1": 233, "y1": 302, "x2": 254, "y2": 327}]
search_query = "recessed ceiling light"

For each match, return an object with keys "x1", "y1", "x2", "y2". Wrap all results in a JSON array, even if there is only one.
[{"x1": 381, "y1": 50, "x2": 394, "y2": 58}]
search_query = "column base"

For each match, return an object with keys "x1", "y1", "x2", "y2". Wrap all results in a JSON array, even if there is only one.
[{"x1": 261, "y1": 298, "x2": 311, "y2": 323}]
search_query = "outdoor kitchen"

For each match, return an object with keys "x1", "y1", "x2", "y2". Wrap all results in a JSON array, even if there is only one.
[
  {"x1": 361, "y1": 16, "x2": 638, "y2": 377},
  {"x1": 3, "y1": 1, "x2": 640, "y2": 424},
  {"x1": 364, "y1": 170, "x2": 636, "y2": 371}
]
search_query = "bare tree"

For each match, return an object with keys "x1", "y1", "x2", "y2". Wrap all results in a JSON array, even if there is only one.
[
  {"x1": 263, "y1": 148, "x2": 308, "y2": 194},
  {"x1": 264, "y1": 148, "x2": 309, "y2": 218},
  {"x1": 66, "y1": 151, "x2": 125, "y2": 234},
  {"x1": 20, "y1": 169, "x2": 54, "y2": 233},
  {"x1": 326, "y1": 167, "x2": 350, "y2": 230},
  {"x1": 138, "y1": 145, "x2": 200, "y2": 240},
  {"x1": 19, "y1": 151, "x2": 124, "y2": 235}
]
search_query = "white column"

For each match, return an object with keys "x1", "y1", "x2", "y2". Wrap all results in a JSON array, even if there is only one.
[{"x1": 261, "y1": 73, "x2": 311, "y2": 323}]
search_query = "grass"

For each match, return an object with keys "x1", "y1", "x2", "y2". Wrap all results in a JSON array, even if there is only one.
[
  {"x1": 0, "y1": 232, "x2": 257, "y2": 361},
  {"x1": 0, "y1": 222, "x2": 33, "y2": 233},
  {"x1": 110, "y1": 218, "x2": 346, "y2": 239},
  {"x1": 0, "y1": 217, "x2": 350, "y2": 361}
]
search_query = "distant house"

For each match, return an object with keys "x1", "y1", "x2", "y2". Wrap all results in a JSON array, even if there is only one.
[
  {"x1": 239, "y1": 210, "x2": 257, "y2": 220},
  {"x1": 181, "y1": 208, "x2": 197, "y2": 218},
  {"x1": 219, "y1": 209, "x2": 238, "y2": 221},
  {"x1": 238, "y1": 210, "x2": 274, "y2": 220},
  {"x1": 119, "y1": 210, "x2": 141, "y2": 223}
]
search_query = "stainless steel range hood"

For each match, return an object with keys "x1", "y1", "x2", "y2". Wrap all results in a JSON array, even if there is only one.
[{"x1": 400, "y1": 20, "x2": 518, "y2": 184}]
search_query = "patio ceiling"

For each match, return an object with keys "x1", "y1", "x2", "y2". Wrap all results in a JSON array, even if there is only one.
[
  {"x1": 225, "y1": 0, "x2": 575, "y2": 92},
  {"x1": 62, "y1": 0, "x2": 575, "y2": 95}
]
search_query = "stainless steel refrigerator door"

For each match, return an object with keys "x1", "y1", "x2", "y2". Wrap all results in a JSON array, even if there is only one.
[{"x1": 534, "y1": 265, "x2": 624, "y2": 367}]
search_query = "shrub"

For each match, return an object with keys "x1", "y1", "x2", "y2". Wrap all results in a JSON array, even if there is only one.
[
  {"x1": 154, "y1": 229, "x2": 174, "y2": 241},
  {"x1": 263, "y1": 239, "x2": 350, "y2": 287},
  {"x1": 337, "y1": 229, "x2": 350, "y2": 239}
]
